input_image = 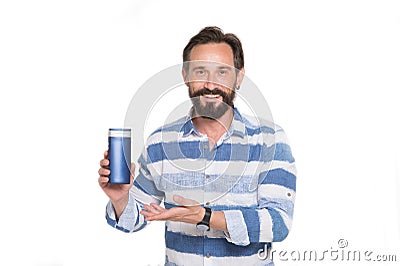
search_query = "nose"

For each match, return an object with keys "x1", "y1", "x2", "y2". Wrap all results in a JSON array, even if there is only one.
[
  {"x1": 204, "y1": 81, "x2": 218, "y2": 91},
  {"x1": 204, "y1": 73, "x2": 219, "y2": 90}
]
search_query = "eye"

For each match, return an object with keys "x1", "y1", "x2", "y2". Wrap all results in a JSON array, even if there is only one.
[
  {"x1": 219, "y1": 70, "x2": 226, "y2": 75},
  {"x1": 195, "y1": 69, "x2": 206, "y2": 76}
]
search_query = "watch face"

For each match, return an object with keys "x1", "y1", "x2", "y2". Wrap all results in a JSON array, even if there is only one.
[{"x1": 196, "y1": 224, "x2": 209, "y2": 231}]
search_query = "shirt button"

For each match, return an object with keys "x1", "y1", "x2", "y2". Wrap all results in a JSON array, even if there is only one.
[
  {"x1": 203, "y1": 145, "x2": 208, "y2": 150},
  {"x1": 206, "y1": 253, "x2": 211, "y2": 258},
  {"x1": 205, "y1": 175, "x2": 210, "y2": 179},
  {"x1": 205, "y1": 202, "x2": 210, "y2": 206}
]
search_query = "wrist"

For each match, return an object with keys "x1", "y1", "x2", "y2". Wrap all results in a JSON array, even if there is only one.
[
  {"x1": 112, "y1": 191, "x2": 129, "y2": 204},
  {"x1": 209, "y1": 211, "x2": 227, "y2": 232},
  {"x1": 111, "y1": 193, "x2": 129, "y2": 218}
]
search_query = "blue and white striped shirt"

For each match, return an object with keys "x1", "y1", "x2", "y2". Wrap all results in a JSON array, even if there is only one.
[{"x1": 106, "y1": 108, "x2": 296, "y2": 266}]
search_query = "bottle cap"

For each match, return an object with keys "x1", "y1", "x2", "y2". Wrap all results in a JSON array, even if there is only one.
[{"x1": 108, "y1": 128, "x2": 131, "y2": 137}]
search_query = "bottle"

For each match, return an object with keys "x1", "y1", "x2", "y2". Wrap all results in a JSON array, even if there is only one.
[{"x1": 108, "y1": 128, "x2": 131, "y2": 184}]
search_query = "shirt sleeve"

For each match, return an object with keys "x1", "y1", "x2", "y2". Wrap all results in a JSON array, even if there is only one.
[
  {"x1": 223, "y1": 127, "x2": 296, "y2": 246},
  {"x1": 105, "y1": 146, "x2": 165, "y2": 233}
]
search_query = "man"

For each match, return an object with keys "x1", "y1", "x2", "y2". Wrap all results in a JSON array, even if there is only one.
[{"x1": 98, "y1": 26, "x2": 296, "y2": 266}]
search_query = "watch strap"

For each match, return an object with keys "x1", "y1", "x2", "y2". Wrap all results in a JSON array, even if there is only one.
[{"x1": 197, "y1": 207, "x2": 211, "y2": 230}]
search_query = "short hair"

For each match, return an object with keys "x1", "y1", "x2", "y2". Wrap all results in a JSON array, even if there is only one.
[{"x1": 182, "y1": 26, "x2": 244, "y2": 70}]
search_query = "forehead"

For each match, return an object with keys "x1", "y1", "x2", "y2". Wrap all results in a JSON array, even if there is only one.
[
  {"x1": 188, "y1": 60, "x2": 234, "y2": 71},
  {"x1": 189, "y1": 43, "x2": 235, "y2": 67}
]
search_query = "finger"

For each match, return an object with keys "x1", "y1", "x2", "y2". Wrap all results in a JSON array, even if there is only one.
[
  {"x1": 103, "y1": 150, "x2": 108, "y2": 159},
  {"x1": 98, "y1": 167, "x2": 110, "y2": 177},
  {"x1": 141, "y1": 206, "x2": 172, "y2": 220},
  {"x1": 150, "y1": 203, "x2": 165, "y2": 212},
  {"x1": 100, "y1": 158, "x2": 109, "y2": 167},
  {"x1": 148, "y1": 208, "x2": 176, "y2": 221},
  {"x1": 140, "y1": 210, "x2": 156, "y2": 218},
  {"x1": 140, "y1": 209, "x2": 153, "y2": 217},
  {"x1": 143, "y1": 204, "x2": 161, "y2": 214},
  {"x1": 142, "y1": 212, "x2": 167, "y2": 221},
  {"x1": 98, "y1": 176, "x2": 109, "y2": 187},
  {"x1": 140, "y1": 210, "x2": 165, "y2": 221}
]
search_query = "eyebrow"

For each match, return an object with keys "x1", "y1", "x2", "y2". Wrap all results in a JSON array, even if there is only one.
[
  {"x1": 191, "y1": 65, "x2": 232, "y2": 70},
  {"x1": 192, "y1": 66, "x2": 206, "y2": 70}
]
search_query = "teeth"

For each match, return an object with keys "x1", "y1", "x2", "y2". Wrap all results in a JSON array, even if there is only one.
[{"x1": 204, "y1": 94, "x2": 219, "y2": 98}]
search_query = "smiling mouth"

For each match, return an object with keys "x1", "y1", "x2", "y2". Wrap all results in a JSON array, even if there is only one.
[
  {"x1": 201, "y1": 94, "x2": 223, "y2": 102},
  {"x1": 203, "y1": 94, "x2": 220, "y2": 98}
]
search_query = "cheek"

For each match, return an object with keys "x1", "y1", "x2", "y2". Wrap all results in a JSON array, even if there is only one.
[
  {"x1": 191, "y1": 81, "x2": 204, "y2": 88},
  {"x1": 219, "y1": 78, "x2": 236, "y2": 91},
  {"x1": 220, "y1": 85, "x2": 235, "y2": 96},
  {"x1": 188, "y1": 82, "x2": 204, "y2": 93}
]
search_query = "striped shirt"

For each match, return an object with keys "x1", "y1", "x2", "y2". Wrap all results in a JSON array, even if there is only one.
[{"x1": 106, "y1": 107, "x2": 296, "y2": 266}]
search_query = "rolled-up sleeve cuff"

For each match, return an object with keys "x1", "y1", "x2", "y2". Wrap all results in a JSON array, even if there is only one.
[
  {"x1": 222, "y1": 210, "x2": 250, "y2": 246},
  {"x1": 105, "y1": 193, "x2": 138, "y2": 233}
]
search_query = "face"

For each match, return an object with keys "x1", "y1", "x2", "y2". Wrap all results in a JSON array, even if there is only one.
[{"x1": 183, "y1": 43, "x2": 243, "y2": 120}]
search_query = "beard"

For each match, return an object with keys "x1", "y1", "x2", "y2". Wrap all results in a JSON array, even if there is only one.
[{"x1": 189, "y1": 87, "x2": 235, "y2": 120}]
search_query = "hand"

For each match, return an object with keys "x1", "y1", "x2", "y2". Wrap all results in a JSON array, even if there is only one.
[
  {"x1": 98, "y1": 151, "x2": 135, "y2": 208},
  {"x1": 140, "y1": 195, "x2": 205, "y2": 225}
]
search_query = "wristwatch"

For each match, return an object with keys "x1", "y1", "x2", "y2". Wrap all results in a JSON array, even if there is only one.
[{"x1": 196, "y1": 207, "x2": 211, "y2": 231}]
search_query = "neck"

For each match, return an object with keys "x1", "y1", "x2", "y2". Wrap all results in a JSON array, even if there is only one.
[{"x1": 192, "y1": 108, "x2": 234, "y2": 143}]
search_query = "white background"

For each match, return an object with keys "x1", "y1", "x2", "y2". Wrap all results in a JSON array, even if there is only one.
[{"x1": 1, "y1": 1, "x2": 399, "y2": 265}]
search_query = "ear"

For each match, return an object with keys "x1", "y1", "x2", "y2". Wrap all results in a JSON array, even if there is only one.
[{"x1": 236, "y1": 67, "x2": 245, "y2": 89}]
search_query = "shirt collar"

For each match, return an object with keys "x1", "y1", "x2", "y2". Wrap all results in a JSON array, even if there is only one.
[
  {"x1": 181, "y1": 107, "x2": 246, "y2": 138},
  {"x1": 181, "y1": 117, "x2": 198, "y2": 137}
]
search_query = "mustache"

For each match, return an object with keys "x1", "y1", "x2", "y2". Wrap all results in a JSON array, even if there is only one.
[{"x1": 191, "y1": 88, "x2": 229, "y2": 99}]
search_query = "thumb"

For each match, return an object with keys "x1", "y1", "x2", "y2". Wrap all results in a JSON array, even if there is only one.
[
  {"x1": 130, "y1": 162, "x2": 136, "y2": 175},
  {"x1": 173, "y1": 195, "x2": 198, "y2": 206}
]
